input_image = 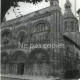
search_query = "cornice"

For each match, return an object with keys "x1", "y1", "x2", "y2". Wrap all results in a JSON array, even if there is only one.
[
  {"x1": 1, "y1": 12, "x2": 53, "y2": 29},
  {"x1": 63, "y1": 17, "x2": 78, "y2": 20}
]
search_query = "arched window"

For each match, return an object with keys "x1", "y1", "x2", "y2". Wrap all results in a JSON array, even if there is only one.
[
  {"x1": 32, "y1": 22, "x2": 49, "y2": 42},
  {"x1": 71, "y1": 22, "x2": 74, "y2": 30},
  {"x1": 2, "y1": 31, "x2": 10, "y2": 37},
  {"x1": 20, "y1": 34, "x2": 25, "y2": 44},
  {"x1": 64, "y1": 21, "x2": 67, "y2": 30},
  {"x1": 18, "y1": 32, "x2": 26, "y2": 44},
  {"x1": 2, "y1": 30, "x2": 12, "y2": 44},
  {"x1": 65, "y1": 6, "x2": 70, "y2": 10}
]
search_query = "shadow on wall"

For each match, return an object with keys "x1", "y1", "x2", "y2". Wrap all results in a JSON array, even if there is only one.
[{"x1": 64, "y1": 70, "x2": 80, "y2": 79}]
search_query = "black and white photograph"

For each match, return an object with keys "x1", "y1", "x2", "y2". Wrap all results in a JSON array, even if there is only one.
[{"x1": 1, "y1": 0, "x2": 80, "y2": 80}]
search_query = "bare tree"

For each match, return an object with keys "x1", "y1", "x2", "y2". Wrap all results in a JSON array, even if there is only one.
[{"x1": 1, "y1": 0, "x2": 44, "y2": 22}]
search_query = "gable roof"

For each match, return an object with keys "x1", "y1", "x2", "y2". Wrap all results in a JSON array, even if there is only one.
[{"x1": 63, "y1": 32, "x2": 80, "y2": 49}]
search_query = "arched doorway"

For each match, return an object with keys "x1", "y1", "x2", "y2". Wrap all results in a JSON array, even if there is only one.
[
  {"x1": 10, "y1": 51, "x2": 27, "y2": 75},
  {"x1": 28, "y1": 49, "x2": 50, "y2": 76}
]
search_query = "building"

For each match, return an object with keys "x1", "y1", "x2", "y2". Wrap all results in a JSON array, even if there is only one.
[
  {"x1": 77, "y1": 8, "x2": 80, "y2": 74},
  {"x1": 1, "y1": 0, "x2": 80, "y2": 78}
]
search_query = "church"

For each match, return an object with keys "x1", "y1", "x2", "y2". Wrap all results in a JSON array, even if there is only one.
[{"x1": 1, "y1": 0, "x2": 80, "y2": 78}]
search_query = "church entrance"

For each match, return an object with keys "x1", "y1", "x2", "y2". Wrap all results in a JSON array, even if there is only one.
[
  {"x1": 28, "y1": 49, "x2": 50, "y2": 76},
  {"x1": 17, "y1": 63, "x2": 24, "y2": 75},
  {"x1": 11, "y1": 51, "x2": 27, "y2": 75}
]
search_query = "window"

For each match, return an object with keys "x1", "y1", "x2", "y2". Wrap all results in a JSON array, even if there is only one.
[
  {"x1": 18, "y1": 31, "x2": 26, "y2": 44},
  {"x1": 64, "y1": 21, "x2": 67, "y2": 30},
  {"x1": 76, "y1": 24, "x2": 78, "y2": 31},
  {"x1": 68, "y1": 6, "x2": 70, "y2": 8},
  {"x1": 35, "y1": 23, "x2": 46, "y2": 32},
  {"x1": 32, "y1": 23, "x2": 49, "y2": 42},
  {"x1": 20, "y1": 34, "x2": 25, "y2": 44},
  {"x1": 71, "y1": 22, "x2": 74, "y2": 30},
  {"x1": 2, "y1": 31, "x2": 11, "y2": 38},
  {"x1": 76, "y1": 52, "x2": 79, "y2": 59},
  {"x1": 2, "y1": 31, "x2": 11, "y2": 44}
]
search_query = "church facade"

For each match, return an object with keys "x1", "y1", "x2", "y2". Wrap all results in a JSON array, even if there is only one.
[{"x1": 1, "y1": 0, "x2": 80, "y2": 77}]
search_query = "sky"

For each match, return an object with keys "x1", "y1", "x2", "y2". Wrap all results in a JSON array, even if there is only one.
[{"x1": 5, "y1": 0, "x2": 80, "y2": 21}]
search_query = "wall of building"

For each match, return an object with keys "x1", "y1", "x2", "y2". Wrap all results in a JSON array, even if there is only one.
[
  {"x1": 1, "y1": 6, "x2": 64, "y2": 77},
  {"x1": 1, "y1": 0, "x2": 80, "y2": 78}
]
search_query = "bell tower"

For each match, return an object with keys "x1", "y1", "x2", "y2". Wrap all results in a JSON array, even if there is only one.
[
  {"x1": 63, "y1": 0, "x2": 79, "y2": 32},
  {"x1": 50, "y1": 0, "x2": 59, "y2": 6},
  {"x1": 65, "y1": 0, "x2": 71, "y2": 12}
]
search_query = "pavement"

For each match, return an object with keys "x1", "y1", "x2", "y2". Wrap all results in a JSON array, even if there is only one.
[{"x1": 1, "y1": 74, "x2": 55, "y2": 80}]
